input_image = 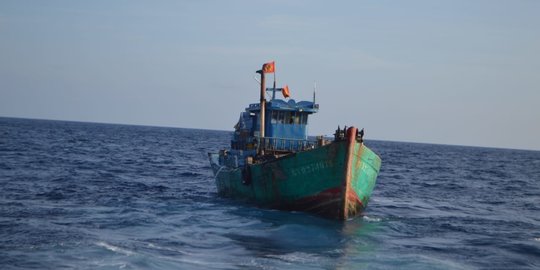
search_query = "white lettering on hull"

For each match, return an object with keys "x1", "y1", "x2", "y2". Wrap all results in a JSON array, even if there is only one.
[{"x1": 290, "y1": 160, "x2": 335, "y2": 177}]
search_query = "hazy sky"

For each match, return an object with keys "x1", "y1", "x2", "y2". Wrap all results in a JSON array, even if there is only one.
[{"x1": 1, "y1": 1, "x2": 539, "y2": 150}]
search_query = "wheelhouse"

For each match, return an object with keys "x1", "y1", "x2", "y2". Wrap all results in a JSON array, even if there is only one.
[{"x1": 231, "y1": 96, "x2": 319, "y2": 153}]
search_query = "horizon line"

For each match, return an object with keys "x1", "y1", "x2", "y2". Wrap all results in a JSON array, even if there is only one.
[{"x1": 1, "y1": 115, "x2": 539, "y2": 152}]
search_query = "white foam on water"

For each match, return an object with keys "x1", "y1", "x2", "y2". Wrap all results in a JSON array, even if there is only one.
[
  {"x1": 91, "y1": 261, "x2": 129, "y2": 269},
  {"x1": 363, "y1": 215, "x2": 382, "y2": 222},
  {"x1": 266, "y1": 252, "x2": 319, "y2": 264},
  {"x1": 153, "y1": 255, "x2": 234, "y2": 269},
  {"x1": 96, "y1": 241, "x2": 135, "y2": 256},
  {"x1": 534, "y1": 238, "x2": 540, "y2": 242}
]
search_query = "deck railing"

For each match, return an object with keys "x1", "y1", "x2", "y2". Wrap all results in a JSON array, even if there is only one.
[{"x1": 257, "y1": 137, "x2": 316, "y2": 152}]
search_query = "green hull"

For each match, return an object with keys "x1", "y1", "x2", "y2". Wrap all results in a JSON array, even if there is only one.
[{"x1": 209, "y1": 135, "x2": 381, "y2": 220}]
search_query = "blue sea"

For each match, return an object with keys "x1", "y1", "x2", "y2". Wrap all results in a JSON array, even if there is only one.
[{"x1": 1, "y1": 117, "x2": 539, "y2": 269}]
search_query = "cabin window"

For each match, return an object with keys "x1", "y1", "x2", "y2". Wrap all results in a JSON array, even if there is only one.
[
  {"x1": 271, "y1": 111, "x2": 288, "y2": 124},
  {"x1": 271, "y1": 111, "x2": 307, "y2": 125},
  {"x1": 289, "y1": 112, "x2": 295, "y2": 124},
  {"x1": 281, "y1": 111, "x2": 289, "y2": 124},
  {"x1": 293, "y1": 112, "x2": 300, "y2": 124},
  {"x1": 271, "y1": 111, "x2": 278, "y2": 124},
  {"x1": 289, "y1": 112, "x2": 294, "y2": 124}
]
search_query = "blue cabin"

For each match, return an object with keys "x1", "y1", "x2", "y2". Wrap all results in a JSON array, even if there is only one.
[{"x1": 231, "y1": 88, "x2": 319, "y2": 155}]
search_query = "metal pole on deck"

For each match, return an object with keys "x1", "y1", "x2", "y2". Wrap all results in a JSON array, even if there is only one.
[
  {"x1": 256, "y1": 69, "x2": 266, "y2": 155},
  {"x1": 273, "y1": 68, "x2": 276, "y2": 100}
]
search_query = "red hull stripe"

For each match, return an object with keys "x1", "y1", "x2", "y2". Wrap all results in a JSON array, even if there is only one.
[{"x1": 284, "y1": 186, "x2": 364, "y2": 219}]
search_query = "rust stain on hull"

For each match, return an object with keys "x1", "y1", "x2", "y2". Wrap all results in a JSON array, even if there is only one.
[{"x1": 341, "y1": 127, "x2": 358, "y2": 220}]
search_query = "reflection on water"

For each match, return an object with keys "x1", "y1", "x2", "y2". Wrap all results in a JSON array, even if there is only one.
[{"x1": 221, "y1": 205, "x2": 383, "y2": 269}]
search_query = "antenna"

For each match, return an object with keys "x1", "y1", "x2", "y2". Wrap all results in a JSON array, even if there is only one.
[
  {"x1": 313, "y1": 81, "x2": 317, "y2": 104},
  {"x1": 253, "y1": 75, "x2": 261, "y2": 84}
]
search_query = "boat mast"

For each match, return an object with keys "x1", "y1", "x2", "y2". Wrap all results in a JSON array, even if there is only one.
[{"x1": 256, "y1": 68, "x2": 266, "y2": 155}]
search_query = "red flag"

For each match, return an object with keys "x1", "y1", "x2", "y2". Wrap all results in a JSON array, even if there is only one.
[
  {"x1": 262, "y1": 61, "x2": 275, "y2": 73},
  {"x1": 282, "y1": 85, "x2": 290, "y2": 98}
]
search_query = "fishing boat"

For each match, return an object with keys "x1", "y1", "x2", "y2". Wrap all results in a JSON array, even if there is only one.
[{"x1": 208, "y1": 62, "x2": 381, "y2": 220}]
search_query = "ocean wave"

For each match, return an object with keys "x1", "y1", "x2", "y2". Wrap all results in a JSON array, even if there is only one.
[
  {"x1": 179, "y1": 172, "x2": 202, "y2": 177},
  {"x1": 95, "y1": 242, "x2": 135, "y2": 256},
  {"x1": 266, "y1": 252, "x2": 320, "y2": 263},
  {"x1": 2, "y1": 118, "x2": 540, "y2": 270}
]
